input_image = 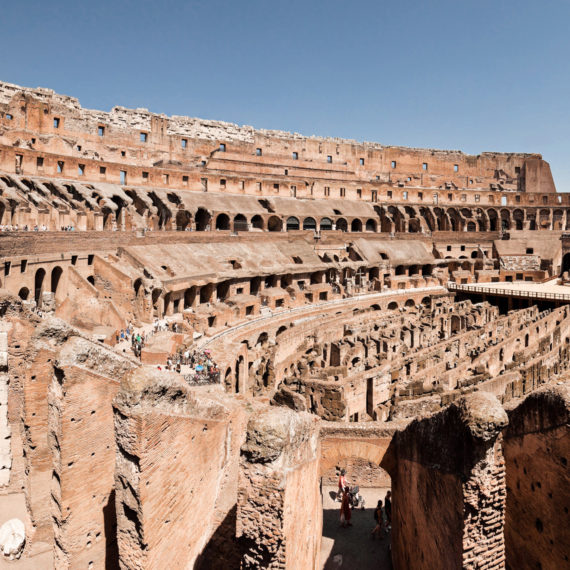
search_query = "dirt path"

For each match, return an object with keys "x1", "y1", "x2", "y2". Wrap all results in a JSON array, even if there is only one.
[{"x1": 321, "y1": 486, "x2": 393, "y2": 570}]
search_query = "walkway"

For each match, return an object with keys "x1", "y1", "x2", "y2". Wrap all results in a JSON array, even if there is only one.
[
  {"x1": 449, "y1": 278, "x2": 570, "y2": 302},
  {"x1": 321, "y1": 486, "x2": 392, "y2": 570}
]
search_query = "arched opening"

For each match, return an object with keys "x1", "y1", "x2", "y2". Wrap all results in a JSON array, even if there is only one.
[
  {"x1": 467, "y1": 221, "x2": 476, "y2": 232},
  {"x1": 184, "y1": 287, "x2": 196, "y2": 309},
  {"x1": 34, "y1": 268, "x2": 46, "y2": 304},
  {"x1": 320, "y1": 217, "x2": 333, "y2": 231},
  {"x1": 561, "y1": 253, "x2": 570, "y2": 275},
  {"x1": 251, "y1": 215, "x2": 264, "y2": 230},
  {"x1": 395, "y1": 266, "x2": 405, "y2": 276},
  {"x1": 421, "y1": 296, "x2": 431, "y2": 308},
  {"x1": 276, "y1": 325, "x2": 287, "y2": 336},
  {"x1": 351, "y1": 218, "x2": 363, "y2": 232},
  {"x1": 195, "y1": 208, "x2": 211, "y2": 231},
  {"x1": 387, "y1": 301, "x2": 398, "y2": 310},
  {"x1": 405, "y1": 299, "x2": 415, "y2": 308},
  {"x1": 200, "y1": 283, "x2": 215, "y2": 304},
  {"x1": 18, "y1": 287, "x2": 29, "y2": 300},
  {"x1": 87, "y1": 275, "x2": 95, "y2": 286},
  {"x1": 286, "y1": 217, "x2": 300, "y2": 231},
  {"x1": 451, "y1": 315, "x2": 461, "y2": 333},
  {"x1": 235, "y1": 355, "x2": 244, "y2": 393},
  {"x1": 233, "y1": 214, "x2": 248, "y2": 232},
  {"x1": 303, "y1": 217, "x2": 317, "y2": 231},
  {"x1": 365, "y1": 219, "x2": 377, "y2": 232},
  {"x1": 267, "y1": 216, "x2": 283, "y2": 232},
  {"x1": 134, "y1": 278, "x2": 143, "y2": 297},
  {"x1": 175, "y1": 210, "x2": 192, "y2": 231},
  {"x1": 215, "y1": 213, "x2": 230, "y2": 230},
  {"x1": 336, "y1": 218, "x2": 348, "y2": 232},
  {"x1": 50, "y1": 266, "x2": 63, "y2": 294}
]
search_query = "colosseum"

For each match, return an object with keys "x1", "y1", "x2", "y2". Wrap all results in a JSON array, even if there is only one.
[{"x1": 0, "y1": 80, "x2": 567, "y2": 569}]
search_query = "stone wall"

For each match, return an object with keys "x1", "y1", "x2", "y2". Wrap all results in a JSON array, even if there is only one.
[
  {"x1": 382, "y1": 392, "x2": 508, "y2": 570},
  {"x1": 237, "y1": 408, "x2": 321, "y2": 569},
  {"x1": 113, "y1": 370, "x2": 249, "y2": 569},
  {"x1": 503, "y1": 381, "x2": 570, "y2": 570}
]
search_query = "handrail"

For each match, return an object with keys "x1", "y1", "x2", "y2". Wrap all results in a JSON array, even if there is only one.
[{"x1": 448, "y1": 281, "x2": 570, "y2": 301}]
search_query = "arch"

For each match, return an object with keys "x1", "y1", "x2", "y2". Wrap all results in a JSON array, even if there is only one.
[
  {"x1": 134, "y1": 278, "x2": 143, "y2": 297},
  {"x1": 195, "y1": 208, "x2": 211, "y2": 231},
  {"x1": 276, "y1": 325, "x2": 287, "y2": 336},
  {"x1": 421, "y1": 296, "x2": 431, "y2": 307},
  {"x1": 562, "y1": 253, "x2": 570, "y2": 275},
  {"x1": 87, "y1": 275, "x2": 95, "y2": 286},
  {"x1": 387, "y1": 301, "x2": 399, "y2": 310},
  {"x1": 365, "y1": 218, "x2": 377, "y2": 232},
  {"x1": 235, "y1": 355, "x2": 244, "y2": 393},
  {"x1": 51, "y1": 266, "x2": 63, "y2": 294},
  {"x1": 320, "y1": 217, "x2": 333, "y2": 231},
  {"x1": 215, "y1": 213, "x2": 230, "y2": 230},
  {"x1": 267, "y1": 216, "x2": 283, "y2": 232},
  {"x1": 34, "y1": 268, "x2": 46, "y2": 304},
  {"x1": 451, "y1": 315, "x2": 461, "y2": 333},
  {"x1": 351, "y1": 218, "x2": 363, "y2": 232},
  {"x1": 18, "y1": 287, "x2": 29, "y2": 300},
  {"x1": 500, "y1": 209, "x2": 511, "y2": 231},
  {"x1": 467, "y1": 221, "x2": 476, "y2": 232},
  {"x1": 251, "y1": 215, "x2": 264, "y2": 230},
  {"x1": 303, "y1": 217, "x2": 317, "y2": 231},
  {"x1": 405, "y1": 299, "x2": 415, "y2": 308},
  {"x1": 233, "y1": 214, "x2": 248, "y2": 232},
  {"x1": 513, "y1": 209, "x2": 524, "y2": 230},
  {"x1": 184, "y1": 286, "x2": 196, "y2": 309},
  {"x1": 336, "y1": 218, "x2": 348, "y2": 232},
  {"x1": 175, "y1": 210, "x2": 192, "y2": 230},
  {"x1": 286, "y1": 216, "x2": 300, "y2": 231}
]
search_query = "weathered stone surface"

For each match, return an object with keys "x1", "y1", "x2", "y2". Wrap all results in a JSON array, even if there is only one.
[{"x1": 0, "y1": 518, "x2": 25, "y2": 559}]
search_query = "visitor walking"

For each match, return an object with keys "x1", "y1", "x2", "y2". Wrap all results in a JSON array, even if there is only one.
[
  {"x1": 384, "y1": 490, "x2": 392, "y2": 525},
  {"x1": 371, "y1": 500, "x2": 384, "y2": 539}
]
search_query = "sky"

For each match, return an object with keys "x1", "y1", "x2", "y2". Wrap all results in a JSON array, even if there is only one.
[{"x1": 2, "y1": 0, "x2": 569, "y2": 189}]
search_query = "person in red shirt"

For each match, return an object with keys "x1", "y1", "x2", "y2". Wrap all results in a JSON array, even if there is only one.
[{"x1": 338, "y1": 469, "x2": 349, "y2": 500}]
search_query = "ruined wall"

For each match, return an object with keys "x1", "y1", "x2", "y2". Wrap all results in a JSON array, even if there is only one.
[
  {"x1": 49, "y1": 335, "x2": 138, "y2": 569},
  {"x1": 503, "y1": 381, "x2": 570, "y2": 570},
  {"x1": 113, "y1": 370, "x2": 249, "y2": 569},
  {"x1": 382, "y1": 392, "x2": 508, "y2": 570},
  {"x1": 237, "y1": 408, "x2": 321, "y2": 570}
]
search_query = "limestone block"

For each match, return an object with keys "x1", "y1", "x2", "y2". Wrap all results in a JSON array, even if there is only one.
[{"x1": 0, "y1": 519, "x2": 25, "y2": 560}]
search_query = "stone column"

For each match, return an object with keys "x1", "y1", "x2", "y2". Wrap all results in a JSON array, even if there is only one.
[{"x1": 237, "y1": 408, "x2": 321, "y2": 570}]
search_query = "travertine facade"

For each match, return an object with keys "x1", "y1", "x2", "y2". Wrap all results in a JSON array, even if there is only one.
[{"x1": 0, "y1": 81, "x2": 568, "y2": 569}]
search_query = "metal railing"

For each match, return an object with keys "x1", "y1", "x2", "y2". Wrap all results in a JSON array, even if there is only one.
[{"x1": 448, "y1": 281, "x2": 570, "y2": 301}]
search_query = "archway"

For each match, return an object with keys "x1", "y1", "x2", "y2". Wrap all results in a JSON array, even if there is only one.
[
  {"x1": 215, "y1": 213, "x2": 230, "y2": 230},
  {"x1": 562, "y1": 253, "x2": 570, "y2": 275},
  {"x1": 18, "y1": 287, "x2": 29, "y2": 300},
  {"x1": 233, "y1": 214, "x2": 248, "y2": 232},
  {"x1": 267, "y1": 216, "x2": 283, "y2": 232},
  {"x1": 286, "y1": 216, "x2": 300, "y2": 231},
  {"x1": 351, "y1": 219, "x2": 363, "y2": 232},
  {"x1": 195, "y1": 208, "x2": 211, "y2": 231},
  {"x1": 320, "y1": 217, "x2": 333, "y2": 231},
  {"x1": 51, "y1": 266, "x2": 63, "y2": 294},
  {"x1": 34, "y1": 268, "x2": 46, "y2": 304},
  {"x1": 365, "y1": 219, "x2": 377, "y2": 232},
  {"x1": 251, "y1": 215, "x2": 264, "y2": 230},
  {"x1": 175, "y1": 210, "x2": 192, "y2": 230},
  {"x1": 387, "y1": 301, "x2": 398, "y2": 310},
  {"x1": 303, "y1": 217, "x2": 317, "y2": 231},
  {"x1": 336, "y1": 218, "x2": 348, "y2": 232}
]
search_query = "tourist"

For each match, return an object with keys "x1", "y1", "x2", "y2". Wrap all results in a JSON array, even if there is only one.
[
  {"x1": 384, "y1": 490, "x2": 392, "y2": 525},
  {"x1": 338, "y1": 468, "x2": 349, "y2": 500},
  {"x1": 340, "y1": 486, "x2": 352, "y2": 527},
  {"x1": 370, "y1": 500, "x2": 384, "y2": 539}
]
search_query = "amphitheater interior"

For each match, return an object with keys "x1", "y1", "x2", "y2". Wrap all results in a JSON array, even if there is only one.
[{"x1": 0, "y1": 81, "x2": 568, "y2": 570}]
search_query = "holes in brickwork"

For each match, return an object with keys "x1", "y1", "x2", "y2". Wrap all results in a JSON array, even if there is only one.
[{"x1": 535, "y1": 518, "x2": 543, "y2": 533}]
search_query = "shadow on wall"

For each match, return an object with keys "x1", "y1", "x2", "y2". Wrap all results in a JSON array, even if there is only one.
[
  {"x1": 195, "y1": 505, "x2": 240, "y2": 570},
  {"x1": 104, "y1": 489, "x2": 119, "y2": 570}
]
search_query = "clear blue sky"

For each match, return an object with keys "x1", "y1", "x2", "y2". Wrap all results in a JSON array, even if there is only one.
[{"x1": 2, "y1": 1, "x2": 569, "y2": 189}]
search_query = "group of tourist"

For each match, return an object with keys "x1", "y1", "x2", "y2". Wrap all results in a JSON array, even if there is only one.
[
  {"x1": 337, "y1": 469, "x2": 392, "y2": 537},
  {"x1": 183, "y1": 348, "x2": 220, "y2": 384},
  {"x1": 0, "y1": 224, "x2": 49, "y2": 232}
]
